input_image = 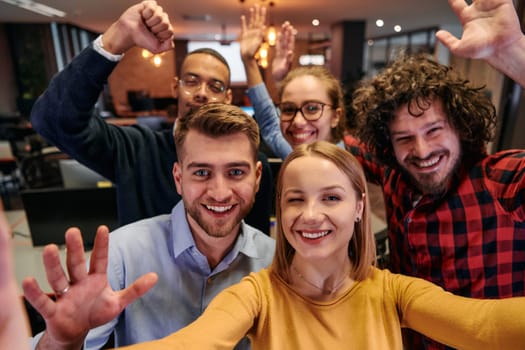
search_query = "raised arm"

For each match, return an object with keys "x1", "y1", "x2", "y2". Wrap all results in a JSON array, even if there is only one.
[
  {"x1": 240, "y1": 5, "x2": 267, "y2": 87},
  {"x1": 240, "y1": 6, "x2": 293, "y2": 159},
  {"x1": 0, "y1": 203, "x2": 31, "y2": 350},
  {"x1": 22, "y1": 227, "x2": 157, "y2": 350},
  {"x1": 436, "y1": 0, "x2": 525, "y2": 87},
  {"x1": 102, "y1": 0, "x2": 174, "y2": 55},
  {"x1": 30, "y1": 0, "x2": 174, "y2": 180}
]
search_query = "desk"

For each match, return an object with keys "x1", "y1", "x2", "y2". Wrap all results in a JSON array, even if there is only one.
[{"x1": 7, "y1": 210, "x2": 91, "y2": 292}]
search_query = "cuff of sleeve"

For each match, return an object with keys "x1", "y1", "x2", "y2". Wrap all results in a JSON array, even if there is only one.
[{"x1": 93, "y1": 35, "x2": 123, "y2": 62}]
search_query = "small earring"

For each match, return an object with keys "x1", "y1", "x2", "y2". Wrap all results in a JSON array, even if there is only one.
[{"x1": 355, "y1": 217, "x2": 361, "y2": 223}]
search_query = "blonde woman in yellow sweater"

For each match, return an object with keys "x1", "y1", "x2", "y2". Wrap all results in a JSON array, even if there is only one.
[
  {"x1": 3, "y1": 141, "x2": 525, "y2": 349},
  {"x1": 116, "y1": 141, "x2": 524, "y2": 350}
]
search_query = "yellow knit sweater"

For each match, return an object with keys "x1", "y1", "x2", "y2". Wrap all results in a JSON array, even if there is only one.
[{"x1": 122, "y1": 267, "x2": 525, "y2": 349}]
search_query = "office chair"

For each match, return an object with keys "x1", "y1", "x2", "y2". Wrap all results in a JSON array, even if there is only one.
[{"x1": 19, "y1": 150, "x2": 69, "y2": 189}]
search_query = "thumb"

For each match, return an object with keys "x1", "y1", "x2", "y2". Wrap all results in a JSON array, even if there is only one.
[
  {"x1": 435, "y1": 30, "x2": 460, "y2": 52},
  {"x1": 118, "y1": 272, "x2": 158, "y2": 308}
]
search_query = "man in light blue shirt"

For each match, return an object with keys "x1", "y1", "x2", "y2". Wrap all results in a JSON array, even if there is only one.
[
  {"x1": 23, "y1": 101, "x2": 275, "y2": 349},
  {"x1": 85, "y1": 200, "x2": 274, "y2": 349}
]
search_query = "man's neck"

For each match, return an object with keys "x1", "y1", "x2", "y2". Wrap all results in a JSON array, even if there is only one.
[{"x1": 191, "y1": 227, "x2": 241, "y2": 269}]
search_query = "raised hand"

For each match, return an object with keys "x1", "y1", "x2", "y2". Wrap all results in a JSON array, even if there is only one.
[
  {"x1": 436, "y1": 0, "x2": 521, "y2": 59},
  {"x1": 102, "y1": 0, "x2": 174, "y2": 55},
  {"x1": 240, "y1": 5, "x2": 267, "y2": 61},
  {"x1": 437, "y1": 0, "x2": 525, "y2": 87},
  {"x1": 0, "y1": 203, "x2": 31, "y2": 350},
  {"x1": 271, "y1": 21, "x2": 296, "y2": 83},
  {"x1": 23, "y1": 226, "x2": 157, "y2": 350}
]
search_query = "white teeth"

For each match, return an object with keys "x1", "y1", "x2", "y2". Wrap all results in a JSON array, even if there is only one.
[
  {"x1": 301, "y1": 231, "x2": 329, "y2": 239},
  {"x1": 416, "y1": 156, "x2": 440, "y2": 168},
  {"x1": 206, "y1": 205, "x2": 232, "y2": 213},
  {"x1": 292, "y1": 132, "x2": 312, "y2": 141}
]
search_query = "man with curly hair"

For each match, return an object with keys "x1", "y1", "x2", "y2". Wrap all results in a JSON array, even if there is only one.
[{"x1": 346, "y1": 0, "x2": 525, "y2": 348}]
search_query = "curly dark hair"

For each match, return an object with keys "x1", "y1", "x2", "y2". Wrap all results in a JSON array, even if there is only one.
[{"x1": 352, "y1": 54, "x2": 496, "y2": 168}]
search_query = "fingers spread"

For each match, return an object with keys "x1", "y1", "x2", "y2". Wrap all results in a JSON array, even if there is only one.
[
  {"x1": 89, "y1": 226, "x2": 109, "y2": 275},
  {"x1": 42, "y1": 244, "x2": 70, "y2": 294},
  {"x1": 448, "y1": 0, "x2": 468, "y2": 17},
  {"x1": 22, "y1": 277, "x2": 57, "y2": 319},
  {"x1": 435, "y1": 30, "x2": 459, "y2": 52},
  {"x1": 118, "y1": 272, "x2": 158, "y2": 308},
  {"x1": 65, "y1": 228, "x2": 89, "y2": 284}
]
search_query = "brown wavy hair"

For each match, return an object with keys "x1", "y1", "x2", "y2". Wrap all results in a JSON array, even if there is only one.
[
  {"x1": 174, "y1": 103, "x2": 260, "y2": 162},
  {"x1": 352, "y1": 54, "x2": 496, "y2": 168}
]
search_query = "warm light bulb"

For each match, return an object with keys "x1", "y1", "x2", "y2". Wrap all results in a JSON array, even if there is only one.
[
  {"x1": 153, "y1": 55, "x2": 162, "y2": 67},
  {"x1": 267, "y1": 26, "x2": 277, "y2": 46},
  {"x1": 142, "y1": 49, "x2": 152, "y2": 58},
  {"x1": 259, "y1": 47, "x2": 268, "y2": 59}
]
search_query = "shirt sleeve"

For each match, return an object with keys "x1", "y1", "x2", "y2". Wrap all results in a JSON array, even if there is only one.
[
  {"x1": 92, "y1": 35, "x2": 124, "y2": 62},
  {"x1": 28, "y1": 45, "x2": 134, "y2": 181},
  {"x1": 117, "y1": 275, "x2": 262, "y2": 350},
  {"x1": 392, "y1": 272, "x2": 525, "y2": 349},
  {"x1": 344, "y1": 135, "x2": 384, "y2": 185},
  {"x1": 247, "y1": 83, "x2": 292, "y2": 159}
]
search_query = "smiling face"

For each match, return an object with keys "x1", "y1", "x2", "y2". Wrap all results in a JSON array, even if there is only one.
[
  {"x1": 172, "y1": 53, "x2": 232, "y2": 118},
  {"x1": 389, "y1": 99, "x2": 462, "y2": 195},
  {"x1": 173, "y1": 130, "x2": 261, "y2": 241},
  {"x1": 279, "y1": 75, "x2": 341, "y2": 148},
  {"x1": 280, "y1": 155, "x2": 363, "y2": 263}
]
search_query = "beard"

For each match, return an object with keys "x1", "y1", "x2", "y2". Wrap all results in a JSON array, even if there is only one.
[
  {"x1": 184, "y1": 196, "x2": 255, "y2": 238},
  {"x1": 402, "y1": 150, "x2": 462, "y2": 196}
]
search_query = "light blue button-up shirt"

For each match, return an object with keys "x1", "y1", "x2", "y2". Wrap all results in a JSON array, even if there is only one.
[{"x1": 85, "y1": 201, "x2": 275, "y2": 349}]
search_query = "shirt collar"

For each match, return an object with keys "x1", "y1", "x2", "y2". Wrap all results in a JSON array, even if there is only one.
[
  {"x1": 171, "y1": 201, "x2": 195, "y2": 258},
  {"x1": 170, "y1": 201, "x2": 259, "y2": 262}
]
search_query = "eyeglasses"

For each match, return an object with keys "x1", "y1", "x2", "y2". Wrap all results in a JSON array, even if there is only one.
[
  {"x1": 178, "y1": 76, "x2": 227, "y2": 97},
  {"x1": 278, "y1": 101, "x2": 333, "y2": 121}
]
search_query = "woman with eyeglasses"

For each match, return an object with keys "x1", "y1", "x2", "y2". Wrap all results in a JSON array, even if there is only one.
[
  {"x1": 240, "y1": 6, "x2": 386, "y2": 226},
  {"x1": 240, "y1": 6, "x2": 346, "y2": 160}
]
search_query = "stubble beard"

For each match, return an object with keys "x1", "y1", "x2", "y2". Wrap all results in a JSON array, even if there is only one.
[
  {"x1": 185, "y1": 195, "x2": 256, "y2": 238},
  {"x1": 403, "y1": 151, "x2": 462, "y2": 196}
]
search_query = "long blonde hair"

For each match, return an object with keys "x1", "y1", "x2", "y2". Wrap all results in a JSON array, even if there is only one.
[{"x1": 271, "y1": 141, "x2": 376, "y2": 283}]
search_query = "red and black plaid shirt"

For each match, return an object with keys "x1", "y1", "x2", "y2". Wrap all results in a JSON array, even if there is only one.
[{"x1": 346, "y1": 136, "x2": 525, "y2": 349}]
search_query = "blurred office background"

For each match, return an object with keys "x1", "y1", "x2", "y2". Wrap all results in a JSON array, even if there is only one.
[{"x1": 0, "y1": 0, "x2": 523, "y2": 228}]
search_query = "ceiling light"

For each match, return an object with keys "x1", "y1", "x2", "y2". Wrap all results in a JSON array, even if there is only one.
[
  {"x1": 266, "y1": 2, "x2": 276, "y2": 46},
  {"x1": 394, "y1": 25, "x2": 402, "y2": 32},
  {"x1": 312, "y1": 19, "x2": 320, "y2": 26},
  {"x1": 0, "y1": 0, "x2": 66, "y2": 17},
  {"x1": 375, "y1": 19, "x2": 384, "y2": 28}
]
